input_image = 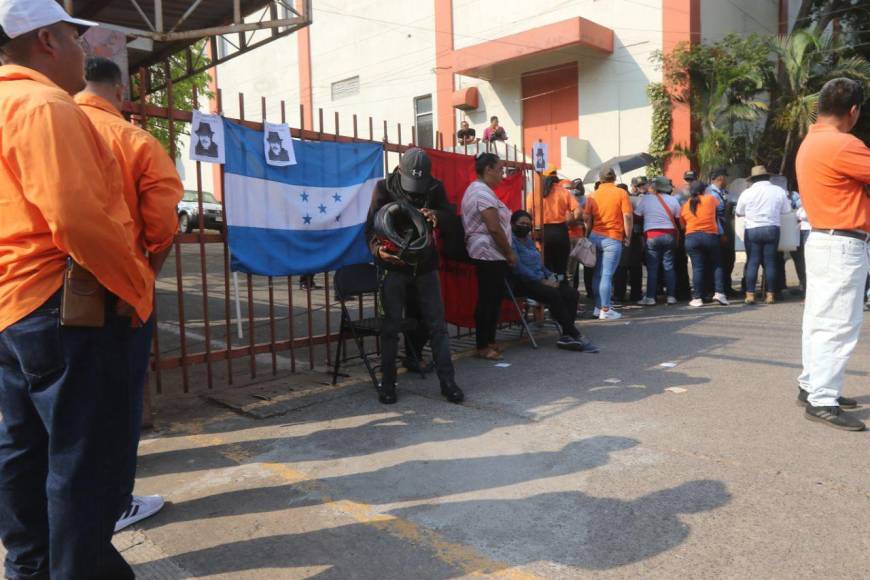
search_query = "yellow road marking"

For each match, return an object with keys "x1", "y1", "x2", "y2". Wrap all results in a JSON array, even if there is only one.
[
  {"x1": 164, "y1": 432, "x2": 540, "y2": 579},
  {"x1": 260, "y1": 463, "x2": 540, "y2": 580}
]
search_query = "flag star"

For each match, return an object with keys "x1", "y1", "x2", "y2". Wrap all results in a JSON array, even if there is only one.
[
  {"x1": 318, "y1": 204, "x2": 328, "y2": 214},
  {"x1": 333, "y1": 193, "x2": 342, "y2": 203},
  {"x1": 303, "y1": 214, "x2": 312, "y2": 225},
  {"x1": 300, "y1": 192, "x2": 309, "y2": 202},
  {"x1": 335, "y1": 214, "x2": 342, "y2": 222}
]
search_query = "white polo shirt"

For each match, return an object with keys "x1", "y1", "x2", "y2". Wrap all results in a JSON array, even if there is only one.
[{"x1": 735, "y1": 180, "x2": 790, "y2": 229}]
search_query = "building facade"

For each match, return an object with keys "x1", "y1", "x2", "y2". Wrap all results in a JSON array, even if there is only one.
[{"x1": 184, "y1": 0, "x2": 803, "y2": 193}]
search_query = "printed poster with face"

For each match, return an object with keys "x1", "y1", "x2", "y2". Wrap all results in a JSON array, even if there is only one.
[
  {"x1": 263, "y1": 122, "x2": 297, "y2": 167},
  {"x1": 189, "y1": 111, "x2": 225, "y2": 164},
  {"x1": 532, "y1": 142, "x2": 548, "y2": 173}
]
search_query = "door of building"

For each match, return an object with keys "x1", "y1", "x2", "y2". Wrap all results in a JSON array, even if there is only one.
[{"x1": 521, "y1": 62, "x2": 579, "y2": 172}]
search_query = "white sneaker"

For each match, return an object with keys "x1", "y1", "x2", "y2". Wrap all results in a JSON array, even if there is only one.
[
  {"x1": 599, "y1": 308, "x2": 623, "y2": 320},
  {"x1": 688, "y1": 298, "x2": 704, "y2": 308},
  {"x1": 115, "y1": 495, "x2": 165, "y2": 533},
  {"x1": 667, "y1": 296, "x2": 678, "y2": 305},
  {"x1": 593, "y1": 307, "x2": 601, "y2": 318},
  {"x1": 713, "y1": 293, "x2": 729, "y2": 305},
  {"x1": 637, "y1": 297, "x2": 656, "y2": 306}
]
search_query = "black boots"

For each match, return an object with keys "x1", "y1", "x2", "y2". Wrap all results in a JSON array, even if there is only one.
[{"x1": 440, "y1": 380, "x2": 464, "y2": 404}]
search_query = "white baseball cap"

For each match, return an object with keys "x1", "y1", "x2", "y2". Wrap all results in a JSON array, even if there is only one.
[{"x1": 0, "y1": 0, "x2": 97, "y2": 42}]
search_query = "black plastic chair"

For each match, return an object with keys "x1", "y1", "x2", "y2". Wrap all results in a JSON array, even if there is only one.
[
  {"x1": 504, "y1": 278, "x2": 563, "y2": 349},
  {"x1": 332, "y1": 263, "x2": 426, "y2": 388}
]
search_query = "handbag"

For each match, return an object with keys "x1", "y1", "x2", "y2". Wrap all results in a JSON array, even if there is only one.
[
  {"x1": 60, "y1": 259, "x2": 106, "y2": 327},
  {"x1": 655, "y1": 194, "x2": 681, "y2": 243},
  {"x1": 570, "y1": 237, "x2": 597, "y2": 268}
]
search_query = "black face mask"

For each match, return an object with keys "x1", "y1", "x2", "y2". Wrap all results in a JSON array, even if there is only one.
[{"x1": 513, "y1": 225, "x2": 531, "y2": 238}]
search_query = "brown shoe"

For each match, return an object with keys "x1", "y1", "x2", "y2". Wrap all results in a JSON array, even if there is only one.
[
  {"x1": 744, "y1": 294, "x2": 756, "y2": 305},
  {"x1": 765, "y1": 292, "x2": 775, "y2": 304}
]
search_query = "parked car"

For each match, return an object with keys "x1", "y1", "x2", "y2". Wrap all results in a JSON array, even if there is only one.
[{"x1": 177, "y1": 190, "x2": 223, "y2": 232}]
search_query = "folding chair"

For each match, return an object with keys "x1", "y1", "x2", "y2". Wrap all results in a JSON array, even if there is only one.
[
  {"x1": 332, "y1": 263, "x2": 426, "y2": 388},
  {"x1": 504, "y1": 278, "x2": 563, "y2": 350}
]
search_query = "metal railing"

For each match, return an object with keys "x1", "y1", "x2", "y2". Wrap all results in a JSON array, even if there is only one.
[{"x1": 126, "y1": 84, "x2": 535, "y2": 396}]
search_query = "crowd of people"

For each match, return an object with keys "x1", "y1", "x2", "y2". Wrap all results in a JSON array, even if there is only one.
[
  {"x1": 0, "y1": 1, "x2": 867, "y2": 576},
  {"x1": 372, "y1": 80, "x2": 869, "y2": 438}
]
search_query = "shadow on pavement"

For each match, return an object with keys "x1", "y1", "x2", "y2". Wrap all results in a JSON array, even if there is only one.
[
  {"x1": 139, "y1": 479, "x2": 730, "y2": 577},
  {"x1": 143, "y1": 436, "x2": 639, "y2": 524}
]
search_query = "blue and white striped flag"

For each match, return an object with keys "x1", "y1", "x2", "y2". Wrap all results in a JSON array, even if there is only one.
[{"x1": 223, "y1": 121, "x2": 383, "y2": 276}]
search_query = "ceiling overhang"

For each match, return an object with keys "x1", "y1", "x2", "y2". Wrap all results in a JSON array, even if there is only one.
[
  {"x1": 62, "y1": 0, "x2": 311, "y2": 89},
  {"x1": 448, "y1": 17, "x2": 614, "y2": 79}
]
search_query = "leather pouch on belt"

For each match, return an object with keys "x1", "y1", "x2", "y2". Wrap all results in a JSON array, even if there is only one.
[{"x1": 60, "y1": 259, "x2": 106, "y2": 327}]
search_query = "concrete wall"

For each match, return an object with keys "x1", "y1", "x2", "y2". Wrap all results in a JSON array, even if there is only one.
[
  {"x1": 306, "y1": 1, "x2": 437, "y2": 142},
  {"x1": 700, "y1": 0, "x2": 781, "y2": 42},
  {"x1": 454, "y1": 0, "x2": 662, "y2": 180},
  {"x1": 215, "y1": 34, "x2": 301, "y2": 126}
]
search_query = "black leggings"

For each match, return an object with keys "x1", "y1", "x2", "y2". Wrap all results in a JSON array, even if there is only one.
[
  {"x1": 474, "y1": 260, "x2": 508, "y2": 350},
  {"x1": 543, "y1": 223, "x2": 570, "y2": 277}
]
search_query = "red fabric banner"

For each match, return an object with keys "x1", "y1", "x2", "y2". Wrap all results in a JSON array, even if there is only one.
[{"x1": 427, "y1": 149, "x2": 524, "y2": 328}]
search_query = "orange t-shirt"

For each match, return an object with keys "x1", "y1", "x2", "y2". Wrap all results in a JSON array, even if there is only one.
[
  {"x1": 75, "y1": 93, "x2": 184, "y2": 257},
  {"x1": 585, "y1": 183, "x2": 632, "y2": 240},
  {"x1": 795, "y1": 123, "x2": 870, "y2": 233},
  {"x1": 525, "y1": 182, "x2": 579, "y2": 227},
  {"x1": 0, "y1": 66, "x2": 154, "y2": 331},
  {"x1": 680, "y1": 194, "x2": 720, "y2": 234}
]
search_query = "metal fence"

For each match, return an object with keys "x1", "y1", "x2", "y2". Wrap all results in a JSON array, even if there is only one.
[{"x1": 125, "y1": 85, "x2": 535, "y2": 396}]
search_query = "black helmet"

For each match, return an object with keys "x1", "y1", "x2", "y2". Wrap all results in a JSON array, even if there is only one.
[{"x1": 372, "y1": 201, "x2": 432, "y2": 265}]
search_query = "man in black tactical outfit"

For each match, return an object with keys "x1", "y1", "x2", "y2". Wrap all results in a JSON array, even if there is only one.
[{"x1": 365, "y1": 148, "x2": 464, "y2": 405}]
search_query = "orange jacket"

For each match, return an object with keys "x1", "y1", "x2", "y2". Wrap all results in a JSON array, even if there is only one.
[
  {"x1": 0, "y1": 66, "x2": 153, "y2": 331},
  {"x1": 525, "y1": 181, "x2": 579, "y2": 227},
  {"x1": 75, "y1": 92, "x2": 183, "y2": 257}
]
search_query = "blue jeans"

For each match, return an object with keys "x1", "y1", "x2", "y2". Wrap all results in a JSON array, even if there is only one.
[
  {"x1": 590, "y1": 233, "x2": 623, "y2": 309},
  {"x1": 0, "y1": 292, "x2": 135, "y2": 580},
  {"x1": 121, "y1": 316, "x2": 155, "y2": 512},
  {"x1": 744, "y1": 226, "x2": 781, "y2": 294},
  {"x1": 644, "y1": 234, "x2": 677, "y2": 299},
  {"x1": 685, "y1": 233, "x2": 724, "y2": 299}
]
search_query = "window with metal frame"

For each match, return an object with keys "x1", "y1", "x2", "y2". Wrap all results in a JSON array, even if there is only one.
[{"x1": 414, "y1": 94, "x2": 433, "y2": 148}]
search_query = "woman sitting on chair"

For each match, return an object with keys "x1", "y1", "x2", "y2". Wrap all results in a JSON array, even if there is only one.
[{"x1": 510, "y1": 211, "x2": 599, "y2": 353}]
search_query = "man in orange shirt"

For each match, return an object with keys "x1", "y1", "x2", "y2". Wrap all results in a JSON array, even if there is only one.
[
  {"x1": 525, "y1": 167, "x2": 580, "y2": 277},
  {"x1": 76, "y1": 57, "x2": 184, "y2": 532},
  {"x1": 0, "y1": 2, "x2": 153, "y2": 578},
  {"x1": 795, "y1": 78, "x2": 870, "y2": 432},
  {"x1": 584, "y1": 166, "x2": 633, "y2": 320}
]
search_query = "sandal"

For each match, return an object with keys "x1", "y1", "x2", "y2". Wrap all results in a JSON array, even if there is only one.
[
  {"x1": 488, "y1": 342, "x2": 505, "y2": 354},
  {"x1": 475, "y1": 348, "x2": 503, "y2": 361}
]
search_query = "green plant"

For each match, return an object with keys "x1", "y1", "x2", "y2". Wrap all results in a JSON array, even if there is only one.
[
  {"x1": 130, "y1": 40, "x2": 214, "y2": 157},
  {"x1": 646, "y1": 82, "x2": 672, "y2": 177},
  {"x1": 771, "y1": 27, "x2": 870, "y2": 174},
  {"x1": 652, "y1": 33, "x2": 773, "y2": 175}
]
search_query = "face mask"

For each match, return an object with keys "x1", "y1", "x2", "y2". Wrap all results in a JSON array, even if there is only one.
[{"x1": 513, "y1": 225, "x2": 531, "y2": 238}]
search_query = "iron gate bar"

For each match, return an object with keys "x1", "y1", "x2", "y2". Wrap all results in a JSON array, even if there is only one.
[
  {"x1": 280, "y1": 99, "x2": 298, "y2": 374},
  {"x1": 192, "y1": 87, "x2": 215, "y2": 390}
]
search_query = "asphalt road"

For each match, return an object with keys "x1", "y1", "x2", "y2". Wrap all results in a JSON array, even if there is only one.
[{"x1": 106, "y1": 296, "x2": 870, "y2": 578}]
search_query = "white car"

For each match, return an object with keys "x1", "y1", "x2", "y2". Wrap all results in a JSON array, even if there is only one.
[{"x1": 177, "y1": 190, "x2": 223, "y2": 232}]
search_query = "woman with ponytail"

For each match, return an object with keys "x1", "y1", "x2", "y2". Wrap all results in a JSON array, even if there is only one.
[
  {"x1": 524, "y1": 166, "x2": 579, "y2": 278},
  {"x1": 680, "y1": 181, "x2": 730, "y2": 308}
]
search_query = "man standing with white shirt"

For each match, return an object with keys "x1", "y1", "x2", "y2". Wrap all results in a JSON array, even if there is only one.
[
  {"x1": 735, "y1": 166, "x2": 790, "y2": 304},
  {"x1": 795, "y1": 78, "x2": 870, "y2": 431}
]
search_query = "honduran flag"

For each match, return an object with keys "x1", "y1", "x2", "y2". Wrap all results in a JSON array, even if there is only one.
[{"x1": 223, "y1": 121, "x2": 383, "y2": 276}]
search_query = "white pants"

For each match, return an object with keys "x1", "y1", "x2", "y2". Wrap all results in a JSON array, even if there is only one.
[{"x1": 798, "y1": 232, "x2": 870, "y2": 407}]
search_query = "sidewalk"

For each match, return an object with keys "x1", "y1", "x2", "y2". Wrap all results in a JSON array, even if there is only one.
[{"x1": 6, "y1": 299, "x2": 870, "y2": 578}]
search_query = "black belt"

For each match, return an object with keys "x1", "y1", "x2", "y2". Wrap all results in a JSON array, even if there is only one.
[{"x1": 812, "y1": 228, "x2": 870, "y2": 243}]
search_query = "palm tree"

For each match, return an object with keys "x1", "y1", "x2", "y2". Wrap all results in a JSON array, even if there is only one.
[
  {"x1": 659, "y1": 33, "x2": 772, "y2": 176},
  {"x1": 772, "y1": 27, "x2": 870, "y2": 174}
]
